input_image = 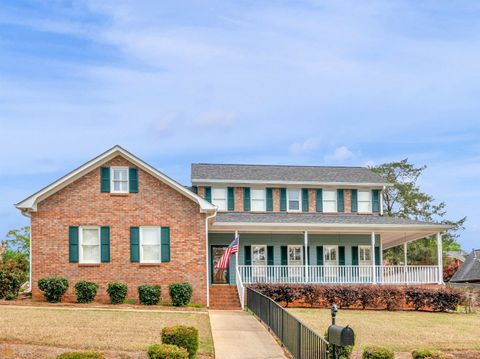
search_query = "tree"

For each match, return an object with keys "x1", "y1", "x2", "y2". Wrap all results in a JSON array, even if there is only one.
[
  {"x1": 370, "y1": 159, "x2": 466, "y2": 265},
  {"x1": 1, "y1": 226, "x2": 30, "y2": 273}
]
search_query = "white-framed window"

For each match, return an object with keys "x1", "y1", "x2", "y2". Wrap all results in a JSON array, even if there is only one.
[
  {"x1": 212, "y1": 188, "x2": 227, "y2": 211},
  {"x1": 359, "y1": 246, "x2": 372, "y2": 265},
  {"x1": 287, "y1": 189, "x2": 301, "y2": 211},
  {"x1": 111, "y1": 167, "x2": 129, "y2": 193},
  {"x1": 323, "y1": 190, "x2": 337, "y2": 212},
  {"x1": 288, "y1": 245, "x2": 303, "y2": 265},
  {"x1": 358, "y1": 190, "x2": 372, "y2": 213},
  {"x1": 252, "y1": 245, "x2": 267, "y2": 265},
  {"x1": 251, "y1": 189, "x2": 266, "y2": 211},
  {"x1": 79, "y1": 226, "x2": 100, "y2": 264},
  {"x1": 140, "y1": 226, "x2": 161, "y2": 263},
  {"x1": 324, "y1": 245, "x2": 338, "y2": 265}
]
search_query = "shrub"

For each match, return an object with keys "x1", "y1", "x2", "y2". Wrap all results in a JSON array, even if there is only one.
[
  {"x1": 406, "y1": 288, "x2": 430, "y2": 311},
  {"x1": 169, "y1": 283, "x2": 193, "y2": 307},
  {"x1": 357, "y1": 286, "x2": 379, "y2": 309},
  {"x1": 0, "y1": 261, "x2": 25, "y2": 300},
  {"x1": 325, "y1": 329, "x2": 354, "y2": 359},
  {"x1": 74, "y1": 281, "x2": 99, "y2": 303},
  {"x1": 429, "y1": 289, "x2": 461, "y2": 312},
  {"x1": 301, "y1": 285, "x2": 322, "y2": 307},
  {"x1": 362, "y1": 346, "x2": 394, "y2": 359},
  {"x1": 377, "y1": 287, "x2": 403, "y2": 311},
  {"x1": 161, "y1": 325, "x2": 199, "y2": 359},
  {"x1": 412, "y1": 349, "x2": 453, "y2": 359},
  {"x1": 38, "y1": 277, "x2": 69, "y2": 303},
  {"x1": 147, "y1": 344, "x2": 188, "y2": 359},
  {"x1": 56, "y1": 352, "x2": 104, "y2": 359},
  {"x1": 138, "y1": 285, "x2": 161, "y2": 305},
  {"x1": 106, "y1": 282, "x2": 128, "y2": 304}
]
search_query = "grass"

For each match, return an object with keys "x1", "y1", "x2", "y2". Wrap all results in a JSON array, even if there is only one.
[
  {"x1": 0, "y1": 306, "x2": 214, "y2": 355},
  {"x1": 290, "y1": 308, "x2": 480, "y2": 352}
]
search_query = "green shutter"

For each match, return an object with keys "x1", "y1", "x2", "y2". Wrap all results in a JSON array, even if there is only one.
[
  {"x1": 351, "y1": 189, "x2": 358, "y2": 213},
  {"x1": 339, "y1": 246, "x2": 345, "y2": 266},
  {"x1": 129, "y1": 168, "x2": 138, "y2": 193},
  {"x1": 100, "y1": 167, "x2": 110, "y2": 193},
  {"x1": 375, "y1": 246, "x2": 381, "y2": 266},
  {"x1": 130, "y1": 227, "x2": 140, "y2": 262},
  {"x1": 307, "y1": 246, "x2": 310, "y2": 265},
  {"x1": 100, "y1": 226, "x2": 110, "y2": 263},
  {"x1": 302, "y1": 246, "x2": 306, "y2": 265},
  {"x1": 267, "y1": 246, "x2": 274, "y2": 265},
  {"x1": 351, "y1": 246, "x2": 359, "y2": 265},
  {"x1": 68, "y1": 226, "x2": 79, "y2": 263},
  {"x1": 227, "y1": 187, "x2": 235, "y2": 211},
  {"x1": 280, "y1": 188, "x2": 287, "y2": 211},
  {"x1": 337, "y1": 189, "x2": 344, "y2": 212},
  {"x1": 281, "y1": 246, "x2": 288, "y2": 265},
  {"x1": 316, "y1": 189, "x2": 323, "y2": 212},
  {"x1": 243, "y1": 187, "x2": 251, "y2": 211},
  {"x1": 302, "y1": 188, "x2": 309, "y2": 212},
  {"x1": 316, "y1": 246, "x2": 323, "y2": 265},
  {"x1": 244, "y1": 246, "x2": 251, "y2": 265},
  {"x1": 266, "y1": 188, "x2": 273, "y2": 211},
  {"x1": 205, "y1": 187, "x2": 212, "y2": 203},
  {"x1": 372, "y1": 190, "x2": 380, "y2": 213},
  {"x1": 161, "y1": 227, "x2": 170, "y2": 262}
]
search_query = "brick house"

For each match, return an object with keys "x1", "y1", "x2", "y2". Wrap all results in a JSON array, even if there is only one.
[{"x1": 16, "y1": 146, "x2": 450, "y2": 308}]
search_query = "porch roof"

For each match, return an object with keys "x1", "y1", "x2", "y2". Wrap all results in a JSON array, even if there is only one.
[{"x1": 210, "y1": 212, "x2": 451, "y2": 249}]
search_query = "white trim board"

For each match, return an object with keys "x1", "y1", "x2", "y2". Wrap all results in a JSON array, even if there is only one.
[{"x1": 16, "y1": 145, "x2": 216, "y2": 213}]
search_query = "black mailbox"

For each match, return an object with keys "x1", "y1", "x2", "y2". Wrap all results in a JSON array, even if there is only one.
[{"x1": 328, "y1": 325, "x2": 355, "y2": 347}]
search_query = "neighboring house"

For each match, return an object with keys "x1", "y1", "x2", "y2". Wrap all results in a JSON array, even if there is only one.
[
  {"x1": 446, "y1": 250, "x2": 467, "y2": 264},
  {"x1": 450, "y1": 250, "x2": 480, "y2": 284},
  {"x1": 16, "y1": 146, "x2": 451, "y2": 307}
]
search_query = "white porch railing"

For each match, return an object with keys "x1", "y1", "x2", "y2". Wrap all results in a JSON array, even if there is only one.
[
  {"x1": 237, "y1": 265, "x2": 439, "y2": 285},
  {"x1": 235, "y1": 266, "x2": 245, "y2": 309}
]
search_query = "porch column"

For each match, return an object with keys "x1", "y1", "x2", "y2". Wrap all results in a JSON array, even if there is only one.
[
  {"x1": 437, "y1": 232, "x2": 443, "y2": 284},
  {"x1": 371, "y1": 232, "x2": 376, "y2": 284},
  {"x1": 304, "y1": 231, "x2": 309, "y2": 283},
  {"x1": 404, "y1": 242, "x2": 408, "y2": 284}
]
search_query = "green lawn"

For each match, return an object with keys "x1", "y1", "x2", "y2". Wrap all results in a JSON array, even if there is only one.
[
  {"x1": 290, "y1": 308, "x2": 480, "y2": 352},
  {"x1": 0, "y1": 306, "x2": 214, "y2": 355}
]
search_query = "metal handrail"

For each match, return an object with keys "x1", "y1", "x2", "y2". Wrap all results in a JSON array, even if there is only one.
[{"x1": 246, "y1": 287, "x2": 328, "y2": 359}]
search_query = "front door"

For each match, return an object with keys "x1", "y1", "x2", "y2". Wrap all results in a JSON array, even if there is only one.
[{"x1": 211, "y1": 245, "x2": 229, "y2": 284}]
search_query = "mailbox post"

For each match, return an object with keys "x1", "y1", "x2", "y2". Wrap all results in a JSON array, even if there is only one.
[{"x1": 328, "y1": 305, "x2": 355, "y2": 359}]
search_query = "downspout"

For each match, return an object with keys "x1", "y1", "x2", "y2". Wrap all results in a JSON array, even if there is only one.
[{"x1": 205, "y1": 210, "x2": 217, "y2": 308}]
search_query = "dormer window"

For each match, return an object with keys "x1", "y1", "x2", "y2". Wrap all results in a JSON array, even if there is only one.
[
  {"x1": 358, "y1": 190, "x2": 372, "y2": 213},
  {"x1": 287, "y1": 189, "x2": 301, "y2": 211},
  {"x1": 212, "y1": 188, "x2": 227, "y2": 211},
  {"x1": 111, "y1": 167, "x2": 129, "y2": 193}
]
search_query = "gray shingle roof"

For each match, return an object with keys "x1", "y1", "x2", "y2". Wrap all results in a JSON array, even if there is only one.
[
  {"x1": 214, "y1": 212, "x2": 442, "y2": 226},
  {"x1": 191, "y1": 164, "x2": 389, "y2": 184},
  {"x1": 450, "y1": 250, "x2": 480, "y2": 283}
]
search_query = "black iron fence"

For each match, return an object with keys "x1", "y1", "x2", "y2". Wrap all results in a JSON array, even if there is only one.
[{"x1": 246, "y1": 287, "x2": 329, "y2": 359}]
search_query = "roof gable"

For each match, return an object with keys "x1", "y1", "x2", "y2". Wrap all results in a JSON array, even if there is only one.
[
  {"x1": 16, "y1": 146, "x2": 216, "y2": 213},
  {"x1": 450, "y1": 250, "x2": 480, "y2": 282},
  {"x1": 191, "y1": 163, "x2": 389, "y2": 185}
]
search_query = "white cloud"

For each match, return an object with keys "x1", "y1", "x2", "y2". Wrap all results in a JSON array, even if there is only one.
[
  {"x1": 288, "y1": 138, "x2": 320, "y2": 155},
  {"x1": 193, "y1": 110, "x2": 237, "y2": 128},
  {"x1": 325, "y1": 146, "x2": 355, "y2": 162}
]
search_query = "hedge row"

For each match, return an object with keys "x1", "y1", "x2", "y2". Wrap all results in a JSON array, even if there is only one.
[
  {"x1": 36, "y1": 277, "x2": 193, "y2": 306},
  {"x1": 250, "y1": 284, "x2": 461, "y2": 312}
]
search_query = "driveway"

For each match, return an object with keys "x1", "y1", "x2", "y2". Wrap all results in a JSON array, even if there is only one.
[{"x1": 209, "y1": 310, "x2": 287, "y2": 359}]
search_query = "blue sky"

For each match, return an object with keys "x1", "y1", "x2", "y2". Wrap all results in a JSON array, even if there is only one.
[{"x1": 1, "y1": 1, "x2": 479, "y2": 249}]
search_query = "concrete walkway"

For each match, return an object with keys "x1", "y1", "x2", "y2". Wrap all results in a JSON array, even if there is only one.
[{"x1": 209, "y1": 310, "x2": 287, "y2": 359}]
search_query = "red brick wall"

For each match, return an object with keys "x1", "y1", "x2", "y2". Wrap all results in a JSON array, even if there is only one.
[
  {"x1": 31, "y1": 156, "x2": 207, "y2": 305},
  {"x1": 234, "y1": 187, "x2": 243, "y2": 211},
  {"x1": 344, "y1": 189, "x2": 351, "y2": 213}
]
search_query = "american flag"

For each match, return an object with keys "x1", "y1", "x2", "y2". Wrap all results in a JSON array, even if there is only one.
[{"x1": 215, "y1": 234, "x2": 239, "y2": 269}]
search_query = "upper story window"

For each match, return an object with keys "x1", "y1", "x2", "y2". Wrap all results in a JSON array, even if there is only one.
[
  {"x1": 251, "y1": 189, "x2": 266, "y2": 211},
  {"x1": 323, "y1": 190, "x2": 337, "y2": 212},
  {"x1": 140, "y1": 226, "x2": 161, "y2": 263},
  {"x1": 79, "y1": 226, "x2": 100, "y2": 264},
  {"x1": 358, "y1": 190, "x2": 372, "y2": 212},
  {"x1": 212, "y1": 188, "x2": 227, "y2": 211},
  {"x1": 111, "y1": 167, "x2": 129, "y2": 193},
  {"x1": 287, "y1": 189, "x2": 301, "y2": 211}
]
